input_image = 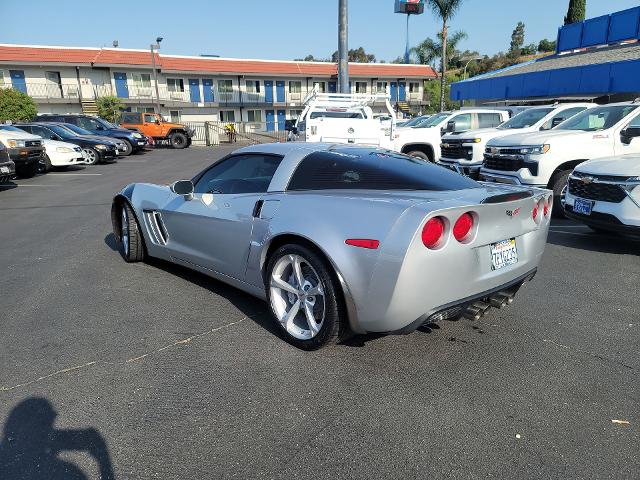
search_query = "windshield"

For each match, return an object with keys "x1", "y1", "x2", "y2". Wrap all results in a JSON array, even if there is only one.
[
  {"x1": 556, "y1": 105, "x2": 638, "y2": 131},
  {"x1": 0, "y1": 125, "x2": 24, "y2": 132},
  {"x1": 402, "y1": 116, "x2": 428, "y2": 127},
  {"x1": 309, "y1": 111, "x2": 364, "y2": 119},
  {"x1": 46, "y1": 124, "x2": 78, "y2": 139},
  {"x1": 497, "y1": 108, "x2": 554, "y2": 129},
  {"x1": 94, "y1": 117, "x2": 116, "y2": 129},
  {"x1": 414, "y1": 113, "x2": 450, "y2": 128},
  {"x1": 62, "y1": 123, "x2": 94, "y2": 136}
]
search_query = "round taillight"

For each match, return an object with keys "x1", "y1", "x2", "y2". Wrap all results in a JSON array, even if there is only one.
[
  {"x1": 453, "y1": 212, "x2": 474, "y2": 242},
  {"x1": 532, "y1": 204, "x2": 539, "y2": 221},
  {"x1": 422, "y1": 217, "x2": 445, "y2": 249}
]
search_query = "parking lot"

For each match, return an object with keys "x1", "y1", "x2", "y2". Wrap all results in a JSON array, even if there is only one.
[{"x1": 0, "y1": 146, "x2": 638, "y2": 479}]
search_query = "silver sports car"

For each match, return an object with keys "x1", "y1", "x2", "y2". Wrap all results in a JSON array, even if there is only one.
[{"x1": 111, "y1": 143, "x2": 552, "y2": 349}]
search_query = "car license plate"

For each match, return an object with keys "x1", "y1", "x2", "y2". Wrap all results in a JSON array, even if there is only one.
[
  {"x1": 573, "y1": 197, "x2": 593, "y2": 216},
  {"x1": 137, "y1": 141, "x2": 146, "y2": 146},
  {"x1": 490, "y1": 238, "x2": 518, "y2": 271},
  {"x1": 0, "y1": 166, "x2": 9, "y2": 174}
]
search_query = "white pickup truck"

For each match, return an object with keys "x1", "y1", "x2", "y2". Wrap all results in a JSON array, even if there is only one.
[
  {"x1": 289, "y1": 91, "x2": 396, "y2": 149},
  {"x1": 480, "y1": 102, "x2": 640, "y2": 215},
  {"x1": 392, "y1": 109, "x2": 510, "y2": 162},
  {"x1": 438, "y1": 103, "x2": 592, "y2": 179}
]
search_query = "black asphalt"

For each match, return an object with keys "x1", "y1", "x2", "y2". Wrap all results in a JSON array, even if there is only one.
[{"x1": 0, "y1": 147, "x2": 638, "y2": 479}]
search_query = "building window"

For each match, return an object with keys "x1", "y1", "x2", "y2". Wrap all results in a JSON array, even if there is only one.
[
  {"x1": 247, "y1": 110, "x2": 263, "y2": 122},
  {"x1": 409, "y1": 82, "x2": 420, "y2": 93},
  {"x1": 0, "y1": 71, "x2": 5, "y2": 87},
  {"x1": 135, "y1": 106, "x2": 155, "y2": 113},
  {"x1": 375, "y1": 81, "x2": 388, "y2": 94},
  {"x1": 289, "y1": 81, "x2": 302, "y2": 94},
  {"x1": 218, "y1": 80, "x2": 233, "y2": 93},
  {"x1": 220, "y1": 110, "x2": 235, "y2": 122},
  {"x1": 313, "y1": 81, "x2": 326, "y2": 93},
  {"x1": 44, "y1": 71, "x2": 63, "y2": 98},
  {"x1": 170, "y1": 110, "x2": 181, "y2": 122},
  {"x1": 354, "y1": 81, "x2": 368, "y2": 94},
  {"x1": 245, "y1": 80, "x2": 260, "y2": 94},
  {"x1": 167, "y1": 78, "x2": 185, "y2": 92},
  {"x1": 133, "y1": 73, "x2": 152, "y2": 88},
  {"x1": 289, "y1": 109, "x2": 303, "y2": 120}
]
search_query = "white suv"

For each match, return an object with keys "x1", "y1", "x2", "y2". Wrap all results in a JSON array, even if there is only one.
[
  {"x1": 438, "y1": 103, "x2": 592, "y2": 179},
  {"x1": 480, "y1": 102, "x2": 640, "y2": 214},
  {"x1": 564, "y1": 154, "x2": 640, "y2": 235},
  {"x1": 393, "y1": 109, "x2": 510, "y2": 162}
]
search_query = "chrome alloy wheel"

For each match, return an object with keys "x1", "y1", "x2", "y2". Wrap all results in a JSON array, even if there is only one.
[
  {"x1": 121, "y1": 207, "x2": 129, "y2": 257},
  {"x1": 269, "y1": 254, "x2": 325, "y2": 340},
  {"x1": 83, "y1": 148, "x2": 98, "y2": 165}
]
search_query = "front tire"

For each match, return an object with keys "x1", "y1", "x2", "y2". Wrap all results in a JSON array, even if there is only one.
[
  {"x1": 550, "y1": 170, "x2": 570, "y2": 218},
  {"x1": 83, "y1": 148, "x2": 99, "y2": 165},
  {"x1": 406, "y1": 150, "x2": 430, "y2": 161},
  {"x1": 266, "y1": 244, "x2": 345, "y2": 350},
  {"x1": 170, "y1": 132, "x2": 188, "y2": 149},
  {"x1": 119, "y1": 203, "x2": 145, "y2": 263},
  {"x1": 39, "y1": 154, "x2": 52, "y2": 173},
  {"x1": 120, "y1": 139, "x2": 133, "y2": 156}
]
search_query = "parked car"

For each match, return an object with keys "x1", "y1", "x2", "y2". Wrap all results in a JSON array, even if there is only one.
[
  {"x1": 111, "y1": 143, "x2": 551, "y2": 350},
  {"x1": 19, "y1": 123, "x2": 118, "y2": 165},
  {"x1": 480, "y1": 102, "x2": 640, "y2": 215},
  {"x1": 393, "y1": 109, "x2": 510, "y2": 162},
  {"x1": 0, "y1": 125, "x2": 44, "y2": 178},
  {"x1": 0, "y1": 142, "x2": 16, "y2": 184},
  {"x1": 57, "y1": 123, "x2": 128, "y2": 155},
  {"x1": 118, "y1": 112, "x2": 193, "y2": 149},
  {"x1": 563, "y1": 154, "x2": 640, "y2": 236},
  {"x1": 13, "y1": 123, "x2": 87, "y2": 171},
  {"x1": 33, "y1": 114, "x2": 146, "y2": 155},
  {"x1": 439, "y1": 103, "x2": 592, "y2": 179},
  {"x1": 397, "y1": 115, "x2": 431, "y2": 128}
]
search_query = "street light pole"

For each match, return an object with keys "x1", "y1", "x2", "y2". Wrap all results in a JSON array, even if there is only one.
[
  {"x1": 150, "y1": 37, "x2": 163, "y2": 115},
  {"x1": 338, "y1": 0, "x2": 349, "y2": 93}
]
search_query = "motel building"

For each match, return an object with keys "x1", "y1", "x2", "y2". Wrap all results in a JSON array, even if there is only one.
[{"x1": 0, "y1": 44, "x2": 437, "y2": 129}]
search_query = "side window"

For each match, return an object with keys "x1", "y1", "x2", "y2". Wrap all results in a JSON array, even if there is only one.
[
  {"x1": 451, "y1": 113, "x2": 472, "y2": 132},
  {"x1": 143, "y1": 114, "x2": 156, "y2": 123},
  {"x1": 75, "y1": 117, "x2": 95, "y2": 130},
  {"x1": 17, "y1": 125, "x2": 33, "y2": 134},
  {"x1": 541, "y1": 107, "x2": 586, "y2": 130},
  {"x1": 626, "y1": 113, "x2": 640, "y2": 128},
  {"x1": 477, "y1": 113, "x2": 502, "y2": 128},
  {"x1": 194, "y1": 154, "x2": 283, "y2": 195},
  {"x1": 63, "y1": 116, "x2": 79, "y2": 126},
  {"x1": 30, "y1": 126, "x2": 49, "y2": 138}
]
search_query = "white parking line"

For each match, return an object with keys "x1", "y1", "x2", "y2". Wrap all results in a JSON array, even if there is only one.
[
  {"x1": 47, "y1": 173, "x2": 102, "y2": 176},
  {"x1": 12, "y1": 184, "x2": 63, "y2": 187}
]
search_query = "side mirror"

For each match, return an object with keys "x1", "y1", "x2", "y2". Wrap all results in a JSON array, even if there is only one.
[
  {"x1": 155, "y1": 119, "x2": 161, "y2": 124},
  {"x1": 171, "y1": 180, "x2": 194, "y2": 200},
  {"x1": 446, "y1": 120, "x2": 456, "y2": 133},
  {"x1": 551, "y1": 117, "x2": 565, "y2": 128}
]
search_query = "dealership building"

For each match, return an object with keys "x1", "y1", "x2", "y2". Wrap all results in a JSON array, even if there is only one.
[
  {"x1": 0, "y1": 43, "x2": 436, "y2": 126},
  {"x1": 451, "y1": 6, "x2": 640, "y2": 105}
]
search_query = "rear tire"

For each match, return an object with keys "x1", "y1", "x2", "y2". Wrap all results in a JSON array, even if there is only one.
[
  {"x1": 406, "y1": 150, "x2": 430, "y2": 161},
  {"x1": 16, "y1": 162, "x2": 38, "y2": 178},
  {"x1": 550, "y1": 170, "x2": 570, "y2": 218},
  {"x1": 120, "y1": 139, "x2": 133, "y2": 156},
  {"x1": 170, "y1": 132, "x2": 188, "y2": 149},
  {"x1": 266, "y1": 244, "x2": 345, "y2": 350},
  {"x1": 119, "y1": 203, "x2": 145, "y2": 263}
]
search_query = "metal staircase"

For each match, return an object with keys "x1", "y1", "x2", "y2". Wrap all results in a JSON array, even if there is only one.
[{"x1": 397, "y1": 101, "x2": 411, "y2": 114}]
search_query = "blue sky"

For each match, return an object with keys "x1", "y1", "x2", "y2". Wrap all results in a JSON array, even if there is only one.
[{"x1": 3, "y1": 0, "x2": 639, "y2": 62}]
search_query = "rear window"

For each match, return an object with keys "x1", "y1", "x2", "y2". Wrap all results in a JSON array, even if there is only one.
[
  {"x1": 288, "y1": 148, "x2": 480, "y2": 191},
  {"x1": 120, "y1": 113, "x2": 140, "y2": 124}
]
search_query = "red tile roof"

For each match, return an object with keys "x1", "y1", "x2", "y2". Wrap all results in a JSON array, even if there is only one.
[{"x1": 0, "y1": 44, "x2": 437, "y2": 79}]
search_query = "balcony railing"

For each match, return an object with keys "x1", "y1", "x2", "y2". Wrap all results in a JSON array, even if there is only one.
[{"x1": 1, "y1": 83, "x2": 79, "y2": 99}]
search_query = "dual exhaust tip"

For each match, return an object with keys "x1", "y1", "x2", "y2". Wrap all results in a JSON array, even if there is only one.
[{"x1": 462, "y1": 292, "x2": 514, "y2": 322}]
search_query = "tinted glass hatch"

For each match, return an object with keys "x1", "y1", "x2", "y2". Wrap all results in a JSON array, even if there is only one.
[{"x1": 288, "y1": 147, "x2": 480, "y2": 191}]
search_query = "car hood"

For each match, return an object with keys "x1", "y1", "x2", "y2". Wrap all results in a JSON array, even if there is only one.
[
  {"x1": 42, "y1": 139, "x2": 81, "y2": 149},
  {"x1": 575, "y1": 154, "x2": 640, "y2": 177},
  {"x1": 0, "y1": 130, "x2": 41, "y2": 141},
  {"x1": 105, "y1": 127, "x2": 136, "y2": 135},
  {"x1": 442, "y1": 127, "x2": 519, "y2": 142},
  {"x1": 486, "y1": 129, "x2": 583, "y2": 146}
]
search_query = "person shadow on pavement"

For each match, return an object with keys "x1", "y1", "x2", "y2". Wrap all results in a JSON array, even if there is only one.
[{"x1": 0, "y1": 397, "x2": 115, "y2": 480}]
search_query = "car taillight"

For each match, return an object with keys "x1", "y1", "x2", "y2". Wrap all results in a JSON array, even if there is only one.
[
  {"x1": 422, "y1": 217, "x2": 445, "y2": 249},
  {"x1": 532, "y1": 204, "x2": 539, "y2": 222},
  {"x1": 453, "y1": 212, "x2": 474, "y2": 242}
]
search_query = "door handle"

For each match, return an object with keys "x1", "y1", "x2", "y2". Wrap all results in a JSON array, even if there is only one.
[{"x1": 252, "y1": 200, "x2": 264, "y2": 218}]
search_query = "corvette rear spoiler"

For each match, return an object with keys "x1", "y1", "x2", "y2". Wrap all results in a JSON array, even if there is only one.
[{"x1": 481, "y1": 190, "x2": 534, "y2": 204}]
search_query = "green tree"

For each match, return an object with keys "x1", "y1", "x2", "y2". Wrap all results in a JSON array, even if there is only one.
[
  {"x1": 0, "y1": 88, "x2": 37, "y2": 122},
  {"x1": 537, "y1": 38, "x2": 557, "y2": 52},
  {"x1": 411, "y1": 31, "x2": 467, "y2": 69},
  {"x1": 96, "y1": 96, "x2": 124, "y2": 123},
  {"x1": 509, "y1": 21, "x2": 526, "y2": 57},
  {"x1": 565, "y1": 0, "x2": 586, "y2": 25},
  {"x1": 428, "y1": 0, "x2": 466, "y2": 111},
  {"x1": 521, "y1": 43, "x2": 538, "y2": 56},
  {"x1": 331, "y1": 47, "x2": 376, "y2": 63}
]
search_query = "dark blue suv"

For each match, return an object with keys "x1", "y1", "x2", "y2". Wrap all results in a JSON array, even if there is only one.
[{"x1": 33, "y1": 114, "x2": 146, "y2": 156}]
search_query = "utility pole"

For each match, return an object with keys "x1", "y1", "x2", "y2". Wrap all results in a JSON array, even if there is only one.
[
  {"x1": 150, "y1": 37, "x2": 163, "y2": 115},
  {"x1": 338, "y1": 0, "x2": 349, "y2": 93}
]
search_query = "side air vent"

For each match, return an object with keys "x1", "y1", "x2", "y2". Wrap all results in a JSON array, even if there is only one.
[{"x1": 143, "y1": 210, "x2": 168, "y2": 245}]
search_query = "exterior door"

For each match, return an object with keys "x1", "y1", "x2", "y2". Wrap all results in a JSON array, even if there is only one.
[
  {"x1": 277, "y1": 110, "x2": 286, "y2": 131},
  {"x1": 276, "y1": 81, "x2": 285, "y2": 102},
  {"x1": 390, "y1": 82, "x2": 398, "y2": 102},
  {"x1": 45, "y1": 71, "x2": 63, "y2": 98},
  {"x1": 160, "y1": 153, "x2": 283, "y2": 279},
  {"x1": 399, "y1": 81, "x2": 406, "y2": 101},
  {"x1": 264, "y1": 80, "x2": 274, "y2": 103},
  {"x1": 266, "y1": 109, "x2": 275, "y2": 131},
  {"x1": 189, "y1": 79, "x2": 201, "y2": 103},
  {"x1": 203, "y1": 79, "x2": 214, "y2": 102},
  {"x1": 113, "y1": 72, "x2": 129, "y2": 98},
  {"x1": 328, "y1": 81, "x2": 337, "y2": 93},
  {"x1": 9, "y1": 70, "x2": 26, "y2": 94}
]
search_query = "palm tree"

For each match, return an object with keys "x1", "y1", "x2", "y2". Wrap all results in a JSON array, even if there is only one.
[
  {"x1": 428, "y1": 0, "x2": 465, "y2": 111},
  {"x1": 412, "y1": 31, "x2": 467, "y2": 67}
]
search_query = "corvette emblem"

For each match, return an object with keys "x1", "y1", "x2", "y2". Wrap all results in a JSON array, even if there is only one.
[
  {"x1": 348, "y1": 127, "x2": 355, "y2": 134},
  {"x1": 506, "y1": 207, "x2": 521, "y2": 218}
]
